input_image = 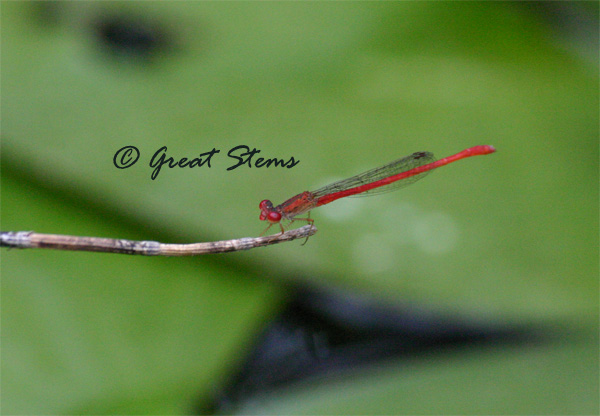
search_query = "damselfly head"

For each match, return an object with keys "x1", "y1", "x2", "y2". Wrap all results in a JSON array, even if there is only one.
[{"x1": 259, "y1": 200, "x2": 282, "y2": 223}]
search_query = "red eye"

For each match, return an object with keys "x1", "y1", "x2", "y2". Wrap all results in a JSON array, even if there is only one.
[
  {"x1": 267, "y1": 211, "x2": 282, "y2": 223},
  {"x1": 259, "y1": 200, "x2": 272, "y2": 210}
]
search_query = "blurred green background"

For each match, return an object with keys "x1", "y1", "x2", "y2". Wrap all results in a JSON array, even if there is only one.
[{"x1": 1, "y1": 1, "x2": 598, "y2": 414}]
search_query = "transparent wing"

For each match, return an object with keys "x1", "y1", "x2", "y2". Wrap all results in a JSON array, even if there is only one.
[{"x1": 311, "y1": 151, "x2": 435, "y2": 198}]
